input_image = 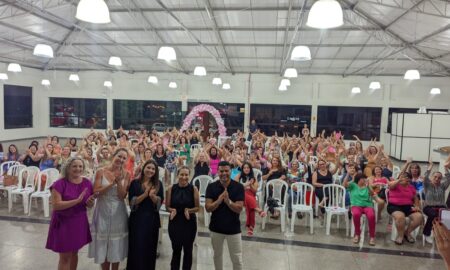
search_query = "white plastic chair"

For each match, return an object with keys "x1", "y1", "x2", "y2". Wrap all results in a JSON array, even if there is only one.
[
  {"x1": 192, "y1": 175, "x2": 213, "y2": 226},
  {"x1": 28, "y1": 168, "x2": 59, "y2": 217},
  {"x1": 217, "y1": 136, "x2": 230, "y2": 148},
  {"x1": 252, "y1": 168, "x2": 265, "y2": 209},
  {"x1": 158, "y1": 166, "x2": 165, "y2": 183},
  {"x1": 0, "y1": 161, "x2": 20, "y2": 176},
  {"x1": 0, "y1": 164, "x2": 26, "y2": 207},
  {"x1": 245, "y1": 141, "x2": 252, "y2": 154},
  {"x1": 323, "y1": 184, "x2": 349, "y2": 236},
  {"x1": 393, "y1": 166, "x2": 401, "y2": 179},
  {"x1": 261, "y1": 179, "x2": 288, "y2": 232},
  {"x1": 10, "y1": 166, "x2": 40, "y2": 214},
  {"x1": 190, "y1": 144, "x2": 201, "y2": 158},
  {"x1": 290, "y1": 182, "x2": 314, "y2": 234}
]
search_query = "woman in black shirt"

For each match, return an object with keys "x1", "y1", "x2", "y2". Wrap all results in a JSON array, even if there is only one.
[
  {"x1": 153, "y1": 144, "x2": 167, "y2": 168},
  {"x1": 20, "y1": 144, "x2": 41, "y2": 167},
  {"x1": 192, "y1": 152, "x2": 210, "y2": 180}
]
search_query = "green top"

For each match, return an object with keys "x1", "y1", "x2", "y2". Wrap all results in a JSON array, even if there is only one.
[{"x1": 347, "y1": 182, "x2": 373, "y2": 207}]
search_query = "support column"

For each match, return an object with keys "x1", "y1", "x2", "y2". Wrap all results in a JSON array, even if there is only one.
[{"x1": 310, "y1": 82, "x2": 319, "y2": 137}]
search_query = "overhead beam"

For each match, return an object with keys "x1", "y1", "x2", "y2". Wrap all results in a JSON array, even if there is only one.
[
  {"x1": 80, "y1": 26, "x2": 380, "y2": 32},
  {"x1": 279, "y1": 0, "x2": 294, "y2": 74},
  {"x1": 383, "y1": 0, "x2": 428, "y2": 29}
]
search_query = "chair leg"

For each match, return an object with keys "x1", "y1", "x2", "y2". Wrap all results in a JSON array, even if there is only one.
[
  {"x1": 43, "y1": 197, "x2": 49, "y2": 217},
  {"x1": 326, "y1": 213, "x2": 332, "y2": 235},
  {"x1": 345, "y1": 214, "x2": 350, "y2": 237},
  {"x1": 23, "y1": 195, "x2": 29, "y2": 214},
  {"x1": 309, "y1": 211, "x2": 314, "y2": 234},
  {"x1": 203, "y1": 207, "x2": 209, "y2": 227},
  {"x1": 262, "y1": 206, "x2": 267, "y2": 230},
  {"x1": 337, "y1": 215, "x2": 340, "y2": 230},
  {"x1": 28, "y1": 197, "x2": 33, "y2": 216},
  {"x1": 391, "y1": 217, "x2": 397, "y2": 241},
  {"x1": 281, "y1": 209, "x2": 285, "y2": 232},
  {"x1": 8, "y1": 192, "x2": 12, "y2": 212},
  {"x1": 351, "y1": 218, "x2": 355, "y2": 237},
  {"x1": 291, "y1": 210, "x2": 296, "y2": 232}
]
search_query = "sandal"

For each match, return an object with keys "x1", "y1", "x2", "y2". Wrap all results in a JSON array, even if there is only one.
[
  {"x1": 404, "y1": 234, "x2": 415, "y2": 244},
  {"x1": 369, "y1": 238, "x2": 376, "y2": 246},
  {"x1": 259, "y1": 211, "x2": 267, "y2": 218},
  {"x1": 247, "y1": 227, "x2": 254, "y2": 236},
  {"x1": 353, "y1": 236, "x2": 360, "y2": 244}
]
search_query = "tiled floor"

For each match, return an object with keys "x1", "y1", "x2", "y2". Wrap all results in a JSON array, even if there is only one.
[{"x1": 0, "y1": 198, "x2": 445, "y2": 270}]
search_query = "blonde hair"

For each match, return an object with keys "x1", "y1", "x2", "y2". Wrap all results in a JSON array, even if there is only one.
[{"x1": 62, "y1": 157, "x2": 85, "y2": 178}]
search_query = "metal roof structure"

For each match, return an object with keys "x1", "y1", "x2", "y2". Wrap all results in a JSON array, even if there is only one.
[{"x1": 1, "y1": 0, "x2": 450, "y2": 77}]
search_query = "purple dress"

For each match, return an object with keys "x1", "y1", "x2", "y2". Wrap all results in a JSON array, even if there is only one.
[{"x1": 46, "y1": 178, "x2": 93, "y2": 253}]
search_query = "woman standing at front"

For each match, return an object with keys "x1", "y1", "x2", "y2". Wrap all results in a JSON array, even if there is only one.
[
  {"x1": 88, "y1": 148, "x2": 130, "y2": 270},
  {"x1": 166, "y1": 166, "x2": 200, "y2": 270},
  {"x1": 46, "y1": 157, "x2": 95, "y2": 270},
  {"x1": 127, "y1": 160, "x2": 164, "y2": 270}
]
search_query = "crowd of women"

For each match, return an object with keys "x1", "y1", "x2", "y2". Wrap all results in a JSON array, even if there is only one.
[{"x1": 1, "y1": 123, "x2": 450, "y2": 270}]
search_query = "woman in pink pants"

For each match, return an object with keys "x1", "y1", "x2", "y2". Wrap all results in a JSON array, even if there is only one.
[{"x1": 343, "y1": 172, "x2": 376, "y2": 246}]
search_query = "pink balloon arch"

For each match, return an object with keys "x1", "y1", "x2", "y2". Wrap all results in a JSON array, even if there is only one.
[{"x1": 180, "y1": 104, "x2": 227, "y2": 136}]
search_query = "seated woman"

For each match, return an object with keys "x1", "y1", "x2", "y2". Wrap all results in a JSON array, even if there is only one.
[
  {"x1": 287, "y1": 160, "x2": 306, "y2": 218},
  {"x1": 262, "y1": 156, "x2": 287, "y2": 218},
  {"x1": 343, "y1": 173, "x2": 376, "y2": 246},
  {"x1": 369, "y1": 166, "x2": 390, "y2": 221},
  {"x1": 312, "y1": 158, "x2": 339, "y2": 220},
  {"x1": 423, "y1": 158, "x2": 450, "y2": 244},
  {"x1": 235, "y1": 162, "x2": 266, "y2": 236},
  {"x1": 387, "y1": 172, "x2": 423, "y2": 245},
  {"x1": 408, "y1": 162, "x2": 424, "y2": 196}
]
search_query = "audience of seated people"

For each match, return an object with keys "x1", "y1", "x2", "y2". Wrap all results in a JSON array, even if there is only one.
[{"x1": 1, "y1": 124, "x2": 450, "y2": 270}]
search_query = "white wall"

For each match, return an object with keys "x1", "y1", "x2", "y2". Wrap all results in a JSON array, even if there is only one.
[{"x1": 1, "y1": 67, "x2": 450, "y2": 147}]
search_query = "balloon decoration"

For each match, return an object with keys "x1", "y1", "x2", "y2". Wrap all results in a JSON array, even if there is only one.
[{"x1": 180, "y1": 104, "x2": 227, "y2": 136}]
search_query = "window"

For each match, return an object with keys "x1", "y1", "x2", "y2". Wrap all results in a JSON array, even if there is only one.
[
  {"x1": 4, "y1": 84, "x2": 33, "y2": 129},
  {"x1": 113, "y1": 100, "x2": 182, "y2": 130},
  {"x1": 387, "y1": 107, "x2": 448, "y2": 133},
  {"x1": 317, "y1": 106, "x2": 381, "y2": 140},
  {"x1": 50, "y1": 98, "x2": 107, "y2": 129},
  {"x1": 187, "y1": 102, "x2": 245, "y2": 135},
  {"x1": 250, "y1": 104, "x2": 311, "y2": 136}
]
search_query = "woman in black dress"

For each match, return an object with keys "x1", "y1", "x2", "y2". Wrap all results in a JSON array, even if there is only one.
[
  {"x1": 127, "y1": 160, "x2": 163, "y2": 270},
  {"x1": 166, "y1": 166, "x2": 199, "y2": 270}
]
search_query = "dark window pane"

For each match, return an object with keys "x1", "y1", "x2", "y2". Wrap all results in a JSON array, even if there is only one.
[
  {"x1": 187, "y1": 102, "x2": 245, "y2": 136},
  {"x1": 317, "y1": 106, "x2": 381, "y2": 140},
  {"x1": 250, "y1": 104, "x2": 311, "y2": 136},
  {"x1": 113, "y1": 100, "x2": 182, "y2": 130},
  {"x1": 4, "y1": 84, "x2": 33, "y2": 129},
  {"x1": 50, "y1": 98, "x2": 107, "y2": 129}
]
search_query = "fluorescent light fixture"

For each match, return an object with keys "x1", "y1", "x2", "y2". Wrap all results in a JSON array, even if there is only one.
[
  {"x1": 307, "y1": 0, "x2": 344, "y2": 29},
  {"x1": 351, "y1": 87, "x2": 361, "y2": 94},
  {"x1": 369, "y1": 81, "x2": 381, "y2": 90},
  {"x1": 194, "y1": 66, "x2": 207, "y2": 76},
  {"x1": 76, "y1": 0, "x2": 111, "y2": 24},
  {"x1": 157, "y1": 46, "x2": 177, "y2": 61},
  {"x1": 108, "y1": 56, "x2": 122, "y2": 66},
  {"x1": 430, "y1": 88, "x2": 441, "y2": 95},
  {"x1": 69, "y1": 74, "x2": 80, "y2": 81},
  {"x1": 212, "y1": 77, "x2": 222, "y2": 85},
  {"x1": 41, "y1": 79, "x2": 50, "y2": 86},
  {"x1": 279, "y1": 84, "x2": 288, "y2": 91},
  {"x1": 7, "y1": 63, "x2": 21, "y2": 72},
  {"x1": 104, "y1": 81, "x2": 112, "y2": 88},
  {"x1": 291, "y1": 46, "x2": 311, "y2": 61},
  {"x1": 147, "y1": 76, "x2": 158, "y2": 84},
  {"x1": 283, "y1": 68, "x2": 298, "y2": 78},
  {"x1": 222, "y1": 83, "x2": 231, "y2": 90},
  {"x1": 169, "y1": 82, "x2": 177, "y2": 88},
  {"x1": 404, "y1": 69, "x2": 420, "y2": 80},
  {"x1": 33, "y1": 44, "x2": 54, "y2": 58},
  {"x1": 280, "y1": 79, "x2": 291, "y2": 87},
  {"x1": 0, "y1": 73, "x2": 8, "y2": 80}
]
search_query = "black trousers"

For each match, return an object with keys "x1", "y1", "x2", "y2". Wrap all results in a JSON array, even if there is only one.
[
  {"x1": 423, "y1": 205, "x2": 446, "y2": 236},
  {"x1": 168, "y1": 217, "x2": 197, "y2": 270}
]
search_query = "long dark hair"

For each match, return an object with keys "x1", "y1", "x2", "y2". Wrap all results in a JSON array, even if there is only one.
[
  {"x1": 239, "y1": 162, "x2": 255, "y2": 182},
  {"x1": 139, "y1": 159, "x2": 160, "y2": 191}
]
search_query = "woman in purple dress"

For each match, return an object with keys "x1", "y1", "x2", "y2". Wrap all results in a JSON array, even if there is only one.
[{"x1": 46, "y1": 157, "x2": 96, "y2": 270}]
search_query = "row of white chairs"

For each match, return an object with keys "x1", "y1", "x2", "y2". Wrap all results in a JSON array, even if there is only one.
[{"x1": 0, "y1": 161, "x2": 60, "y2": 217}]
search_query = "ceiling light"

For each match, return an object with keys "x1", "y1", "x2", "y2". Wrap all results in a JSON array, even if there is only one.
[
  {"x1": 41, "y1": 79, "x2": 50, "y2": 86},
  {"x1": 194, "y1": 66, "x2": 207, "y2": 76},
  {"x1": 307, "y1": 0, "x2": 344, "y2": 29},
  {"x1": 0, "y1": 73, "x2": 8, "y2": 80},
  {"x1": 222, "y1": 83, "x2": 231, "y2": 90},
  {"x1": 279, "y1": 84, "x2": 288, "y2": 91},
  {"x1": 369, "y1": 81, "x2": 381, "y2": 90},
  {"x1": 7, "y1": 63, "x2": 21, "y2": 72},
  {"x1": 69, "y1": 74, "x2": 80, "y2": 81},
  {"x1": 76, "y1": 0, "x2": 111, "y2": 24},
  {"x1": 404, "y1": 69, "x2": 420, "y2": 80},
  {"x1": 33, "y1": 44, "x2": 54, "y2": 58},
  {"x1": 104, "y1": 81, "x2": 112, "y2": 88},
  {"x1": 157, "y1": 46, "x2": 177, "y2": 61},
  {"x1": 108, "y1": 56, "x2": 122, "y2": 66},
  {"x1": 291, "y1": 46, "x2": 311, "y2": 61},
  {"x1": 212, "y1": 77, "x2": 222, "y2": 85},
  {"x1": 148, "y1": 76, "x2": 158, "y2": 84},
  {"x1": 351, "y1": 87, "x2": 361, "y2": 94},
  {"x1": 169, "y1": 82, "x2": 177, "y2": 88},
  {"x1": 430, "y1": 88, "x2": 441, "y2": 95},
  {"x1": 281, "y1": 79, "x2": 291, "y2": 87},
  {"x1": 283, "y1": 68, "x2": 298, "y2": 78}
]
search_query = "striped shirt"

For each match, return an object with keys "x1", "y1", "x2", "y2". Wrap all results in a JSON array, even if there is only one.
[{"x1": 423, "y1": 170, "x2": 450, "y2": 207}]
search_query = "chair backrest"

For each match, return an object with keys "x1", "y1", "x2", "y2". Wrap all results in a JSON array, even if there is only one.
[
  {"x1": 18, "y1": 166, "x2": 40, "y2": 189},
  {"x1": 158, "y1": 166, "x2": 165, "y2": 182},
  {"x1": 266, "y1": 179, "x2": 288, "y2": 205},
  {"x1": 173, "y1": 150, "x2": 180, "y2": 157},
  {"x1": 393, "y1": 166, "x2": 401, "y2": 179},
  {"x1": 252, "y1": 168, "x2": 263, "y2": 183},
  {"x1": 7, "y1": 164, "x2": 26, "y2": 177},
  {"x1": 218, "y1": 136, "x2": 230, "y2": 147},
  {"x1": 192, "y1": 175, "x2": 213, "y2": 197},
  {"x1": 39, "y1": 168, "x2": 60, "y2": 191},
  {"x1": 323, "y1": 184, "x2": 346, "y2": 209},
  {"x1": 245, "y1": 141, "x2": 252, "y2": 154},
  {"x1": 309, "y1": 156, "x2": 318, "y2": 166},
  {"x1": 385, "y1": 189, "x2": 390, "y2": 204},
  {"x1": 190, "y1": 144, "x2": 201, "y2": 151},
  {"x1": 1, "y1": 161, "x2": 20, "y2": 175},
  {"x1": 291, "y1": 182, "x2": 314, "y2": 207}
]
